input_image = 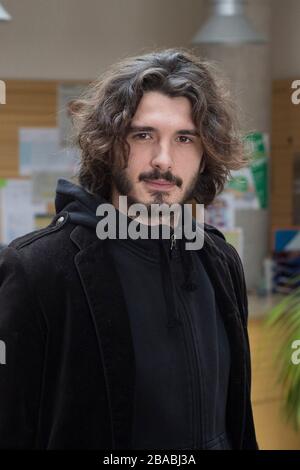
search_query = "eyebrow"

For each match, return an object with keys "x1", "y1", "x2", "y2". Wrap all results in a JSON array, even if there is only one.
[{"x1": 127, "y1": 125, "x2": 200, "y2": 137}]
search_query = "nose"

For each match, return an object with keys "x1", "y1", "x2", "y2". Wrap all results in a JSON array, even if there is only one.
[{"x1": 150, "y1": 142, "x2": 173, "y2": 172}]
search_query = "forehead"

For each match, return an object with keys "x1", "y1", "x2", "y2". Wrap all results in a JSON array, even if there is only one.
[{"x1": 132, "y1": 91, "x2": 194, "y2": 124}]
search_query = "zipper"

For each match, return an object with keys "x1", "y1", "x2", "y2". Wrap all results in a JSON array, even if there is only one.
[
  {"x1": 170, "y1": 233, "x2": 177, "y2": 252},
  {"x1": 176, "y1": 287, "x2": 205, "y2": 448},
  {"x1": 169, "y1": 232, "x2": 205, "y2": 446}
]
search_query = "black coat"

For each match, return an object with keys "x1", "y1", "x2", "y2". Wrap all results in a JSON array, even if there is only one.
[{"x1": 0, "y1": 209, "x2": 258, "y2": 450}]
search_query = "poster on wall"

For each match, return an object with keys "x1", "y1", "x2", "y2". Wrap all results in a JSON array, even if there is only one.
[
  {"x1": 205, "y1": 192, "x2": 235, "y2": 230},
  {"x1": 19, "y1": 128, "x2": 79, "y2": 176},
  {"x1": 225, "y1": 132, "x2": 269, "y2": 210},
  {"x1": 225, "y1": 166, "x2": 259, "y2": 209},
  {"x1": 0, "y1": 179, "x2": 35, "y2": 244},
  {"x1": 245, "y1": 132, "x2": 269, "y2": 209}
]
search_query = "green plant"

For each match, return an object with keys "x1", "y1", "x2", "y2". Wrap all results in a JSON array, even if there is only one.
[{"x1": 265, "y1": 278, "x2": 300, "y2": 431}]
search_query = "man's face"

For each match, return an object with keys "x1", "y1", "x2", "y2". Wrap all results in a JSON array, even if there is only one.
[{"x1": 111, "y1": 91, "x2": 204, "y2": 211}]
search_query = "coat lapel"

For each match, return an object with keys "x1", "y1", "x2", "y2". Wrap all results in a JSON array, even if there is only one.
[{"x1": 70, "y1": 225, "x2": 135, "y2": 449}]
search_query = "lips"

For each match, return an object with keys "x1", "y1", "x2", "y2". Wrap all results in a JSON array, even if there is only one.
[{"x1": 144, "y1": 179, "x2": 175, "y2": 190}]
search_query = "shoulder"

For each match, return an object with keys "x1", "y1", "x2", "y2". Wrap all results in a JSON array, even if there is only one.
[
  {"x1": 204, "y1": 222, "x2": 245, "y2": 284},
  {"x1": 204, "y1": 223, "x2": 242, "y2": 266},
  {"x1": 7, "y1": 211, "x2": 72, "y2": 252},
  {"x1": 0, "y1": 211, "x2": 78, "y2": 285}
]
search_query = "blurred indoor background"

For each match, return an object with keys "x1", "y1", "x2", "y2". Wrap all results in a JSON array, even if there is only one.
[{"x1": 1, "y1": 0, "x2": 300, "y2": 450}]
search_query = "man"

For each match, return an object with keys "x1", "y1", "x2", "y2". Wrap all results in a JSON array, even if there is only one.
[{"x1": 0, "y1": 48, "x2": 258, "y2": 450}]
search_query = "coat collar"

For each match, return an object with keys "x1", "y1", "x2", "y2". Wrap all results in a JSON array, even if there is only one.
[{"x1": 69, "y1": 223, "x2": 248, "y2": 449}]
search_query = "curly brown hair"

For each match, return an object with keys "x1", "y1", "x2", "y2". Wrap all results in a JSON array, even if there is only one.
[{"x1": 70, "y1": 47, "x2": 247, "y2": 206}]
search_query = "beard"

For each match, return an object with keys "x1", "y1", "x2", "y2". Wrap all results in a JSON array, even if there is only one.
[
  {"x1": 112, "y1": 166, "x2": 198, "y2": 207},
  {"x1": 111, "y1": 166, "x2": 199, "y2": 226}
]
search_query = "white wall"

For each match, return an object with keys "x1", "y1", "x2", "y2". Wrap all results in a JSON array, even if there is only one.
[
  {"x1": 0, "y1": 0, "x2": 204, "y2": 80},
  {"x1": 272, "y1": 0, "x2": 300, "y2": 79}
]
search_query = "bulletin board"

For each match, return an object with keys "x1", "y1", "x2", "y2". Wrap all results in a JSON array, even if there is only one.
[
  {"x1": 0, "y1": 79, "x2": 89, "y2": 244},
  {"x1": 0, "y1": 79, "x2": 88, "y2": 177}
]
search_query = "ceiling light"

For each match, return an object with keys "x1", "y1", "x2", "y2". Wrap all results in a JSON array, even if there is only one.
[
  {"x1": 0, "y1": 3, "x2": 11, "y2": 22},
  {"x1": 192, "y1": 0, "x2": 267, "y2": 45}
]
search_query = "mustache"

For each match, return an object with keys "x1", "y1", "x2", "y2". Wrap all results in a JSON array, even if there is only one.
[{"x1": 139, "y1": 168, "x2": 182, "y2": 187}]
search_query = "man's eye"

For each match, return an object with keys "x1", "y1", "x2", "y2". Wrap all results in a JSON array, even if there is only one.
[
  {"x1": 177, "y1": 136, "x2": 193, "y2": 143},
  {"x1": 133, "y1": 132, "x2": 151, "y2": 140}
]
